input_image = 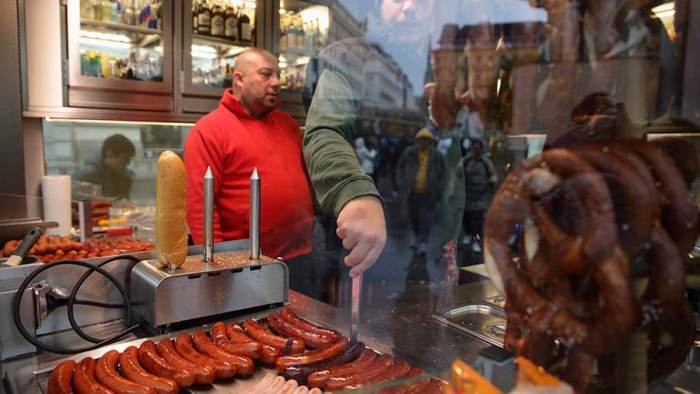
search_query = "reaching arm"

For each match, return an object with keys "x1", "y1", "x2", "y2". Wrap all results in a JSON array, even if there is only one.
[{"x1": 303, "y1": 58, "x2": 385, "y2": 276}]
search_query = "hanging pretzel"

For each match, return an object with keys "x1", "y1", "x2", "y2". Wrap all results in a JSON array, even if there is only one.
[{"x1": 484, "y1": 149, "x2": 635, "y2": 355}]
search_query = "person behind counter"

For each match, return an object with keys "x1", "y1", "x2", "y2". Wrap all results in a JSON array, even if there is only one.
[
  {"x1": 184, "y1": 49, "x2": 315, "y2": 294},
  {"x1": 72, "y1": 133, "x2": 136, "y2": 199}
]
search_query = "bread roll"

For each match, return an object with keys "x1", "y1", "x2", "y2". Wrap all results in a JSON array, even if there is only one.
[{"x1": 156, "y1": 151, "x2": 188, "y2": 268}]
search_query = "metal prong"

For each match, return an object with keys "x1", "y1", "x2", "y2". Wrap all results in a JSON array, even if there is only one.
[
  {"x1": 203, "y1": 166, "x2": 214, "y2": 262},
  {"x1": 250, "y1": 167, "x2": 260, "y2": 261}
]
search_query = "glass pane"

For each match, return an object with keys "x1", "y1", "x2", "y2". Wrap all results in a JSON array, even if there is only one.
[
  {"x1": 42, "y1": 118, "x2": 192, "y2": 202},
  {"x1": 290, "y1": 0, "x2": 700, "y2": 392},
  {"x1": 190, "y1": 0, "x2": 256, "y2": 88},
  {"x1": 279, "y1": 0, "x2": 330, "y2": 91},
  {"x1": 79, "y1": 0, "x2": 164, "y2": 81},
  {"x1": 191, "y1": 37, "x2": 248, "y2": 88}
]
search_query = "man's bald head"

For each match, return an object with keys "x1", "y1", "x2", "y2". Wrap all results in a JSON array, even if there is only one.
[
  {"x1": 233, "y1": 49, "x2": 278, "y2": 74},
  {"x1": 232, "y1": 49, "x2": 281, "y2": 118}
]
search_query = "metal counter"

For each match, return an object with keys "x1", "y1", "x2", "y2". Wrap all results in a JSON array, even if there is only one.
[{"x1": 1, "y1": 281, "x2": 497, "y2": 393}]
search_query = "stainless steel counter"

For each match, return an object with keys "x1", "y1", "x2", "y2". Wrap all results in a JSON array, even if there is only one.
[
  {"x1": 1, "y1": 281, "x2": 497, "y2": 393},
  {"x1": 2, "y1": 280, "x2": 698, "y2": 393}
]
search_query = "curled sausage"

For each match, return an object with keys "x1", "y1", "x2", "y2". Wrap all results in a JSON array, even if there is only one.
[
  {"x1": 191, "y1": 330, "x2": 254, "y2": 376},
  {"x1": 307, "y1": 347, "x2": 376, "y2": 388},
  {"x1": 94, "y1": 350, "x2": 155, "y2": 394},
  {"x1": 282, "y1": 341, "x2": 365, "y2": 384},
  {"x1": 119, "y1": 346, "x2": 178, "y2": 394},
  {"x1": 47, "y1": 360, "x2": 76, "y2": 394},
  {"x1": 211, "y1": 322, "x2": 262, "y2": 360},
  {"x1": 173, "y1": 333, "x2": 236, "y2": 379},
  {"x1": 243, "y1": 318, "x2": 305, "y2": 355},
  {"x1": 268, "y1": 313, "x2": 336, "y2": 349},
  {"x1": 226, "y1": 322, "x2": 279, "y2": 364},
  {"x1": 280, "y1": 309, "x2": 339, "y2": 341},
  {"x1": 156, "y1": 338, "x2": 215, "y2": 385},
  {"x1": 343, "y1": 360, "x2": 410, "y2": 390},
  {"x1": 324, "y1": 353, "x2": 394, "y2": 391},
  {"x1": 138, "y1": 340, "x2": 195, "y2": 388},
  {"x1": 73, "y1": 358, "x2": 114, "y2": 394},
  {"x1": 275, "y1": 336, "x2": 349, "y2": 373}
]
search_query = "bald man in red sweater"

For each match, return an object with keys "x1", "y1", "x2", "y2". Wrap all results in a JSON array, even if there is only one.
[{"x1": 184, "y1": 49, "x2": 315, "y2": 294}]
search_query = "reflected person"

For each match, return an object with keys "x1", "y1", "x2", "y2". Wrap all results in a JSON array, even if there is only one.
[
  {"x1": 72, "y1": 133, "x2": 135, "y2": 199},
  {"x1": 396, "y1": 128, "x2": 446, "y2": 255}
]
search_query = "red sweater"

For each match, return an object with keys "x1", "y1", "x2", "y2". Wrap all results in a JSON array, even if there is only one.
[{"x1": 184, "y1": 89, "x2": 313, "y2": 259}]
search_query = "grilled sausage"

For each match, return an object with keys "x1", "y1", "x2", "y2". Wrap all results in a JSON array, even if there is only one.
[
  {"x1": 191, "y1": 330, "x2": 255, "y2": 375},
  {"x1": 73, "y1": 358, "x2": 114, "y2": 394},
  {"x1": 174, "y1": 333, "x2": 236, "y2": 379},
  {"x1": 281, "y1": 341, "x2": 365, "y2": 384},
  {"x1": 275, "y1": 336, "x2": 349, "y2": 373},
  {"x1": 95, "y1": 350, "x2": 156, "y2": 394},
  {"x1": 47, "y1": 360, "x2": 76, "y2": 394},
  {"x1": 342, "y1": 360, "x2": 410, "y2": 389},
  {"x1": 307, "y1": 348, "x2": 376, "y2": 388},
  {"x1": 119, "y1": 346, "x2": 178, "y2": 394},
  {"x1": 227, "y1": 321, "x2": 283, "y2": 364},
  {"x1": 280, "y1": 309, "x2": 338, "y2": 340},
  {"x1": 156, "y1": 339, "x2": 216, "y2": 385},
  {"x1": 211, "y1": 322, "x2": 262, "y2": 360},
  {"x1": 268, "y1": 313, "x2": 336, "y2": 349},
  {"x1": 243, "y1": 319, "x2": 305, "y2": 355},
  {"x1": 138, "y1": 340, "x2": 195, "y2": 388},
  {"x1": 324, "y1": 354, "x2": 394, "y2": 391}
]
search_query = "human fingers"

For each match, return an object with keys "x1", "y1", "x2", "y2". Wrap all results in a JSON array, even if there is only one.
[
  {"x1": 349, "y1": 244, "x2": 383, "y2": 277},
  {"x1": 343, "y1": 237, "x2": 371, "y2": 268}
]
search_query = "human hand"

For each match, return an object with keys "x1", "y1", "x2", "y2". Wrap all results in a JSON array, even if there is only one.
[{"x1": 336, "y1": 196, "x2": 387, "y2": 277}]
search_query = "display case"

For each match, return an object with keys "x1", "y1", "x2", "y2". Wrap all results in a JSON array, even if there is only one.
[
  {"x1": 66, "y1": 0, "x2": 174, "y2": 111},
  {"x1": 180, "y1": 0, "x2": 261, "y2": 113}
]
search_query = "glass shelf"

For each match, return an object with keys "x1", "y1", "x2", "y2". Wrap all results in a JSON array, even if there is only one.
[{"x1": 81, "y1": 18, "x2": 162, "y2": 35}]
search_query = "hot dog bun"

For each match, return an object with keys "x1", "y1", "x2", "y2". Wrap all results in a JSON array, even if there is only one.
[{"x1": 156, "y1": 151, "x2": 188, "y2": 268}]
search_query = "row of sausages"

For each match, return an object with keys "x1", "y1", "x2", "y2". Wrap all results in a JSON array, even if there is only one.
[
  {"x1": 47, "y1": 308, "x2": 445, "y2": 393},
  {"x1": 2, "y1": 236, "x2": 154, "y2": 263}
]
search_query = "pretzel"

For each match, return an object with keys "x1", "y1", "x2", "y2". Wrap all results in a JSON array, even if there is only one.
[
  {"x1": 625, "y1": 140, "x2": 697, "y2": 254},
  {"x1": 484, "y1": 149, "x2": 634, "y2": 354}
]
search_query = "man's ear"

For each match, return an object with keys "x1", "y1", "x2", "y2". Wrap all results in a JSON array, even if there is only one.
[{"x1": 233, "y1": 71, "x2": 244, "y2": 89}]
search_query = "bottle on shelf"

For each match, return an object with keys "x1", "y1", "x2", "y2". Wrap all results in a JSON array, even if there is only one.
[
  {"x1": 149, "y1": 0, "x2": 161, "y2": 29},
  {"x1": 92, "y1": 0, "x2": 103, "y2": 22},
  {"x1": 224, "y1": 2, "x2": 237, "y2": 40},
  {"x1": 197, "y1": 0, "x2": 212, "y2": 35},
  {"x1": 238, "y1": 6, "x2": 251, "y2": 42},
  {"x1": 295, "y1": 14, "x2": 304, "y2": 51},
  {"x1": 138, "y1": 0, "x2": 152, "y2": 27},
  {"x1": 123, "y1": 0, "x2": 137, "y2": 25},
  {"x1": 81, "y1": 0, "x2": 94, "y2": 19},
  {"x1": 192, "y1": 1, "x2": 198, "y2": 33},
  {"x1": 210, "y1": 0, "x2": 224, "y2": 37}
]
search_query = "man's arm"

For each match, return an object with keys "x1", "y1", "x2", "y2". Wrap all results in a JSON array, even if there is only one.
[
  {"x1": 304, "y1": 67, "x2": 385, "y2": 276},
  {"x1": 183, "y1": 128, "x2": 224, "y2": 245}
]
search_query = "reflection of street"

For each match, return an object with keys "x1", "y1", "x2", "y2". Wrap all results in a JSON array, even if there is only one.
[{"x1": 313, "y1": 167, "x2": 487, "y2": 308}]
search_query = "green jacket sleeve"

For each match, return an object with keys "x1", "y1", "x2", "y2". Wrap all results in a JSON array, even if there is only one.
[{"x1": 303, "y1": 66, "x2": 380, "y2": 217}]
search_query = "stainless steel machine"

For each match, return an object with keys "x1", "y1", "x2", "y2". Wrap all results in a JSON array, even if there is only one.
[
  {"x1": 130, "y1": 250, "x2": 288, "y2": 328},
  {"x1": 0, "y1": 168, "x2": 288, "y2": 360}
]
